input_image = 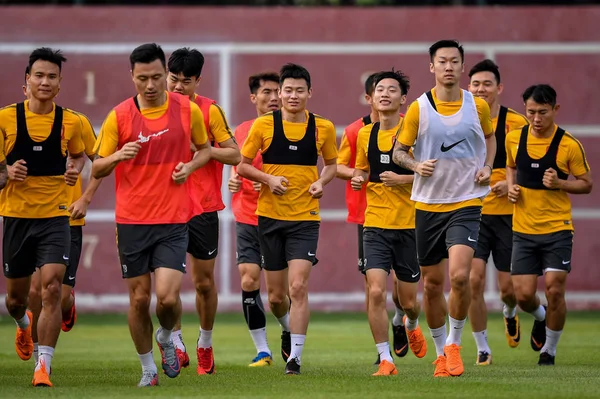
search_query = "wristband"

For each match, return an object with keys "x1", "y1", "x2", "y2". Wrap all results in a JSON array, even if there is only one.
[{"x1": 484, "y1": 164, "x2": 492, "y2": 172}]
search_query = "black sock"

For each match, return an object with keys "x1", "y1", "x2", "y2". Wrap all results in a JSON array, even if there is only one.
[{"x1": 242, "y1": 289, "x2": 266, "y2": 330}]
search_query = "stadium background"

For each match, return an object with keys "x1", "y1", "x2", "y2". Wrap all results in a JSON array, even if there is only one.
[{"x1": 0, "y1": 4, "x2": 599, "y2": 313}]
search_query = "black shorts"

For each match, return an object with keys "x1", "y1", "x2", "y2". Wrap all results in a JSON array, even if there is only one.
[
  {"x1": 358, "y1": 224, "x2": 366, "y2": 274},
  {"x1": 187, "y1": 211, "x2": 219, "y2": 260},
  {"x1": 116, "y1": 223, "x2": 188, "y2": 279},
  {"x1": 511, "y1": 230, "x2": 573, "y2": 276},
  {"x1": 363, "y1": 227, "x2": 420, "y2": 283},
  {"x1": 236, "y1": 222, "x2": 262, "y2": 267},
  {"x1": 63, "y1": 226, "x2": 83, "y2": 287},
  {"x1": 3, "y1": 216, "x2": 70, "y2": 279},
  {"x1": 257, "y1": 216, "x2": 319, "y2": 271},
  {"x1": 415, "y1": 206, "x2": 482, "y2": 267},
  {"x1": 474, "y1": 214, "x2": 512, "y2": 273}
]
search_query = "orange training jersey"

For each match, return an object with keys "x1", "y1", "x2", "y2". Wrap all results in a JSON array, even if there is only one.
[
  {"x1": 113, "y1": 92, "x2": 194, "y2": 224},
  {"x1": 232, "y1": 119, "x2": 262, "y2": 226}
]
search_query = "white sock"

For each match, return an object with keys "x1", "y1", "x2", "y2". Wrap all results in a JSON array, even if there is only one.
[
  {"x1": 541, "y1": 328, "x2": 562, "y2": 356},
  {"x1": 446, "y1": 316, "x2": 466, "y2": 346},
  {"x1": 171, "y1": 329, "x2": 185, "y2": 351},
  {"x1": 33, "y1": 342, "x2": 39, "y2": 364},
  {"x1": 36, "y1": 346, "x2": 54, "y2": 372},
  {"x1": 392, "y1": 306, "x2": 405, "y2": 327},
  {"x1": 429, "y1": 325, "x2": 447, "y2": 357},
  {"x1": 15, "y1": 312, "x2": 30, "y2": 329},
  {"x1": 138, "y1": 350, "x2": 157, "y2": 373},
  {"x1": 472, "y1": 330, "x2": 491, "y2": 354},
  {"x1": 249, "y1": 327, "x2": 271, "y2": 355},
  {"x1": 198, "y1": 328, "x2": 213, "y2": 349},
  {"x1": 531, "y1": 305, "x2": 546, "y2": 321},
  {"x1": 406, "y1": 317, "x2": 419, "y2": 331},
  {"x1": 288, "y1": 334, "x2": 305, "y2": 364},
  {"x1": 278, "y1": 313, "x2": 290, "y2": 332},
  {"x1": 156, "y1": 327, "x2": 172, "y2": 345},
  {"x1": 376, "y1": 341, "x2": 394, "y2": 363},
  {"x1": 503, "y1": 304, "x2": 517, "y2": 319}
]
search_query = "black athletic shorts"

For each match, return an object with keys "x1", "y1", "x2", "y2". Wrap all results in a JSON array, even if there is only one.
[
  {"x1": 3, "y1": 216, "x2": 70, "y2": 279},
  {"x1": 116, "y1": 223, "x2": 188, "y2": 279},
  {"x1": 257, "y1": 216, "x2": 319, "y2": 271},
  {"x1": 358, "y1": 224, "x2": 366, "y2": 274},
  {"x1": 63, "y1": 226, "x2": 83, "y2": 287},
  {"x1": 511, "y1": 230, "x2": 573, "y2": 276},
  {"x1": 363, "y1": 227, "x2": 420, "y2": 283},
  {"x1": 415, "y1": 206, "x2": 482, "y2": 266},
  {"x1": 474, "y1": 214, "x2": 512, "y2": 273},
  {"x1": 236, "y1": 222, "x2": 262, "y2": 267},
  {"x1": 187, "y1": 211, "x2": 219, "y2": 260}
]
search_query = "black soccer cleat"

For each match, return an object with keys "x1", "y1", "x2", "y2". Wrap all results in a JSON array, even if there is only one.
[
  {"x1": 285, "y1": 357, "x2": 301, "y2": 375},
  {"x1": 538, "y1": 351, "x2": 555, "y2": 366},
  {"x1": 281, "y1": 331, "x2": 291, "y2": 362},
  {"x1": 530, "y1": 306, "x2": 547, "y2": 352},
  {"x1": 393, "y1": 324, "x2": 409, "y2": 358}
]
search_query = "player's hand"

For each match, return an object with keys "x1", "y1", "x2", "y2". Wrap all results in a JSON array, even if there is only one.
[
  {"x1": 64, "y1": 162, "x2": 80, "y2": 186},
  {"x1": 309, "y1": 180, "x2": 324, "y2": 199},
  {"x1": 268, "y1": 175, "x2": 288, "y2": 196},
  {"x1": 253, "y1": 181, "x2": 262, "y2": 192},
  {"x1": 118, "y1": 142, "x2": 141, "y2": 161},
  {"x1": 228, "y1": 173, "x2": 242, "y2": 193},
  {"x1": 8, "y1": 159, "x2": 27, "y2": 181},
  {"x1": 475, "y1": 165, "x2": 492, "y2": 185},
  {"x1": 350, "y1": 175, "x2": 364, "y2": 191},
  {"x1": 543, "y1": 168, "x2": 561, "y2": 189},
  {"x1": 416, "y1": 159, "x2": 437, "y2": 177},
  {"x1": 491, "y1": 180, "x2": 508, "y2": 197},
  {"x1": 172, "y1": 162, "x2": 192, "y2": 184},
  {"x1": 68, "y1": 197, "x2": 90, "y2": 220},
  {"x1": 508, "y1": 184, "x2": 520, "y2": 203},
  {"x1": 380, "y1": 171, "x2": 402, "y2": 187}
]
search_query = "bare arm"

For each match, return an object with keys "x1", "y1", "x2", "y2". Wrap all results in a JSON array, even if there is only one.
[
  {"x1": 92, "y1": 142, "x2": 141, "y2": 179},
  {"x1": 211, "y1": 138, "x2": 241, "y2": 166},
  {"x1": 0, "y1": 159, "x2": 6, "y2": 190},
  {"x1": 484, "y1": 133, "x2": 496, "y2": 170},
  {"x1": 550, "y1": 171, "x2": 593, "y2": 194},
  {"x1": 237, "y1": 156, "x2": 272, "y2": 185},
  {"x1": 336, "y1": 163, "x2": 354, "y2": 180},
  {"x1": 317, "y1": 158, "x2": 337, "y2": 186},
  {"x1": 392, "y1": 142, "x2": 420, "y2": 172},
  {"x1": 189, "y1": 142, "x2": 212, "y2": 172},
  {"x1": 68, "y1": 151, "x2": 86, "y2": 174}
]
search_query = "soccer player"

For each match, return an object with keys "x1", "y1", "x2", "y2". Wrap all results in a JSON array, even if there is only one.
[
  {"x1": 228, "y1": 71, "x2": 286, "y2": 367},
  {"x1": 393, "y1": 40, "x2": 494, "y2": 377},
  {"x1": 467, "y1": 59, "x2": 529, "y2": 365},
  {"x1": 238, "y1": 63, "x2": 338, "y2": 375},
  {"x1": 337, "y1": 73, "x2": 409, "y2": 363},
  {"x1": 92, "y1": 43, "x2": 211, "y2": 386},
  {"x1": 506, "y1": 84, "x2": 592, "y2": 366},
  {"x1": 166, "y1": 47, "x2": 241, "y2": 374},
  {"x1": 1, "y1": 47, "x2": 87, "y2": 387},
  {"x1": 351, "y1": 70, "x2": 427, "y2": 376}
]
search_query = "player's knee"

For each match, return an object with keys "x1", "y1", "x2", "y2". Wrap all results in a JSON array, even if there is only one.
[
  {"x1": 156, "y1": 292, "x2": 178, "y2": 311},
  {"x1": 5, "y1": 294, "x2": 27, "y2": 314},
  {"x1": 545, "y1": 284, "x2": 565, "y2": 305},
  {"x1": 28, "y1": 285, "x2": 42, "y2": 304},
  {"x1": 268, "y1": 291, "x2": 286, "y2": 308},
  {"x1": 423, "y1": 278, "x2": 443, "y2": 298},
  {"x1": 41, "y1": 279, "x2": 62, "y2": 305},
  {"x1": 449, "y1": 270, "x2": 469, "y2": 292},
  {"x1": 368, "y1": 284, "x2": 386, "y2": 306},
  {"x1": 130, "y1": 292, "x2": 151, "y2": 313},
  {"x1": 515, "y1": 289, "x2": 536, "y2": 310},
  {"x1": 499, "y1": 285, "x2": 516, "y2": 304},
  {"x1": 241, "y1": 273, "x2": 260, "y2": 292},
  {"x1": 194, "y1": 276, "x2": 215, "y2": 295},
  {"x1": 288, "y1": 280, "x2": 308, "y2": 302},
  {"x1": 399, "y1": 297, "x2": 416, "y2": 314}
]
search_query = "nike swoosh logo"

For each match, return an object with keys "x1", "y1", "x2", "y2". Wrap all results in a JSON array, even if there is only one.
[
  {"x1": 308, "y1": 252, "x2": 315, "y2": 256},
  {"x1": 411, "y1": 272, "x2": 420, "y2": 278},
  {"x1": 68, "y1": 276, "x2": 75, "y2": 280},
  {"x1": 63, "y1": 255, "x2": 69, "y2": 260},
  {"x1": 467, "y1": 236, "x2": 476, "y2": 242},
  {"x1": 440, "y1": 138, "x2": 466, "y2": 152},
  {"x1": 562, "y1": 260, "x2": 570, "y2": 265},
  {"x1": 208, "y1": 249, "x2": 217, "y2": 255}
]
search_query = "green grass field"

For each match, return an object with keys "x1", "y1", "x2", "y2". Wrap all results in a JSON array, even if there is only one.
[{"x1": 0, "y1": 312, "x2": 598, "y2": 398}]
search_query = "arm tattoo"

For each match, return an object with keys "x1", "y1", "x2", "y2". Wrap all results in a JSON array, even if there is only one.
[
  {"x1": 393, "y1": 143, "x2": 419, "y2": 172},
  {"x1": 0, "y1": 160, "x2": 7, "y2": 190}
]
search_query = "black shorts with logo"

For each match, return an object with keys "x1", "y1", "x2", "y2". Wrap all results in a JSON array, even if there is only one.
[
  {"x1": 63, "y1": 226, "x2": 83, "y2": 287},
  {"x1": 474, "y1": 214, "x2": 513, "y2": 273},
  {"x1": 3, "y1": 216, "x2": 70, "y2": 279},
  {"x1": 363, "y1": 227, "x2": 420, "y2": 283},
  {"x1": 187, "y1": 211, "x2": 219, "y2": 260},
  {"x1": 257, "y1": 216, "x2": 319, "y2": 271},
  {"x1": 116, "y1": 223, "x2": 188, "y2": 279},
  {"x1": 415, "y1": 206, "x2": 482, "y2": 267},
  {"x1": 511, "y1": 230, "x2": 573, "y2": 276},
  {"x1": 358, "y1": 224, "x2": 366, "y2": 274},
  {"x1": 236, "y1": 222, "x2": 263, "y2": 267}
]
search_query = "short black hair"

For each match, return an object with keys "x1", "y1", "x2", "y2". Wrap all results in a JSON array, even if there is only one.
[
  {"x1": 129, "y1": 43, "x2": 166, "y2": 71},
  {"x1": 365, "y1": 72, "x2": 378, "y2": 96},
  {"x1": 429, "y1": 39, "x2": 464, "y2": 63},
  {"x1": 279, "y1": 63, "x2": 311, "y2": 90},
  {"x1": 522, "y1": 84, "x2": 557, "y2": 107},
  {"x1": 248, "y1": 72, "x2": 280, "y2": 94},
  {"x1": 168, "y1": 47, "x2": 205, "y2": 79},
  {"x1": 24, "y1": 66, "x2": 30, "y2": 83},
  {"x1": 469, "y1": 59, "x2": 501, "y2": 84},
  {"x1": 28, "y1": 47, "x2": 67, "y2": 72},
  {"x1": 374, "y1": 69, "x2": 411, "y2": 96}
]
